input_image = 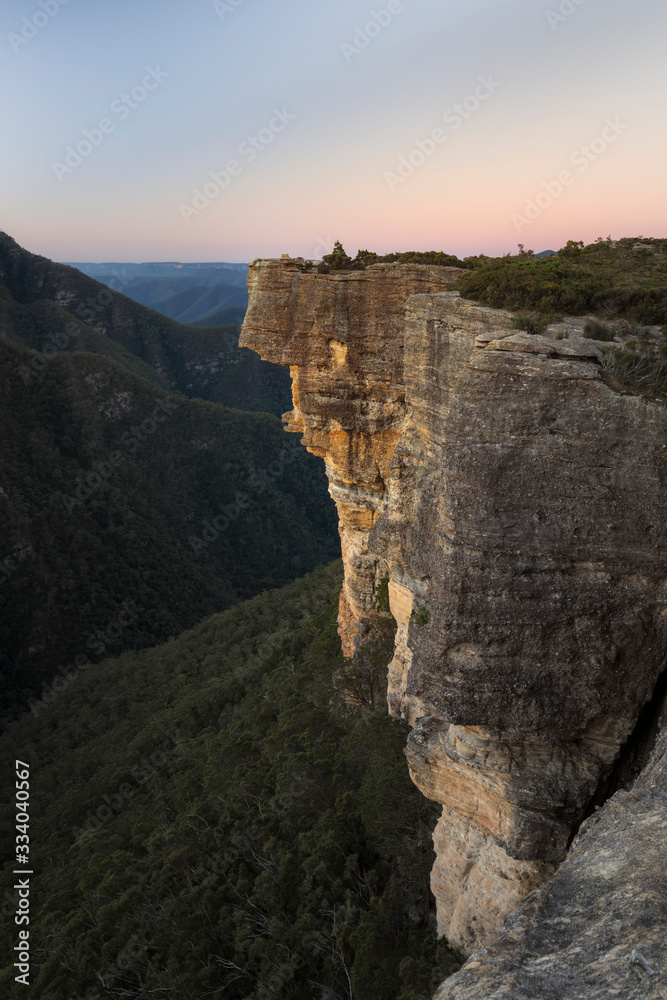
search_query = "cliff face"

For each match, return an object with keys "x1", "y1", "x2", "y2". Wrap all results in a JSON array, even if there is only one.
[
  {"x1": 435, "y1": 724, "x2": 667, "y2": 1000},
  {"x1": 240, "y1": 257, "x2": 463, "y2": 657},
  {"x1": 240, "y1": 257, "x2": 667, "y2": 956}
]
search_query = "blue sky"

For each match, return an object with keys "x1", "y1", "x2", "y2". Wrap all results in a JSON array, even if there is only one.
[{"x1": 1, "y1": 0, "x2": 665, "y2": 261}]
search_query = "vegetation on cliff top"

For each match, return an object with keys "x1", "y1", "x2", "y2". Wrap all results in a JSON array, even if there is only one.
[
  {"x1": 0, "y1": 563, "x2": 460, "y2": 1000},
  {"x1": 313, "y1": 242, "x2": 467, "y2": 273},
  {"x1": 311, "y1": 238, "x2": 667, "y2": 396},
  {"x1": 459, "y1": 236, "x2": 667, "y2": 326},
  {"x1": 313, "y1": 237, "x2": 667, "y2": 329}
]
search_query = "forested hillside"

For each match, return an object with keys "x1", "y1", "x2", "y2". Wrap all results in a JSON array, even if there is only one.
[
  {"x1": 70, "y1": 267, "x2": 249, "y2": 325},
  {"x1": 0, "y1": 336, "x2": 338, "y2": 714},
  {"x1": 0, "y1": 234, "x2": 288, "y2": 415},
  {"x1": 192, "y1": 305, "x2": 247, "y2": 327},
  {"x1": 0, "y1": 563, "x2": 460, "y2": 1000},
  {"x1": 140, "y1": 282, "x2": 248, "y2": 325}
]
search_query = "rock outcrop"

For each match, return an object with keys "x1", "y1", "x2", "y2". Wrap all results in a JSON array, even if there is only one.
[
  {"x1": 240, "y1": 258, "x2": 667, "y2": 959},
  {"x1": 435, "y1": 724, "x2": 667, "y2": 1000}
]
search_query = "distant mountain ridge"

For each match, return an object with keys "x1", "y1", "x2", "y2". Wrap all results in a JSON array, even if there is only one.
[
  {"x1": 192, "y1": 305, "x2": 247, "y2": 327},
  {"x1": 66, "y1": 260, "x2": 250, "y2": 325},
  {"x1": 0, "y1": 234, "x2": 284, "y2": 413},
  {"x1": 138, "y1": 281, "x2": 248, "y2": 324},
  {"x1": 66, "y1": 260, "x2": 249, "y2": 282}
]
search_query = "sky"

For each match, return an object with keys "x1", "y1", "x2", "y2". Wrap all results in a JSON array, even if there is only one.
[{"x1": 1, "y1": 0, "x2": 665, "y2": 263}]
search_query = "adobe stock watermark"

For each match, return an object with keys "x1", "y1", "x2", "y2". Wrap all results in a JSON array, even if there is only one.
[
  {"x1": 213, "y1": 0, "x2": 245, "y2": 20},
  {"x1": 188, "y1": 492, "x2": 250, "y2": 554},
  {"x1": 312, "y1": 235, "x2": 335, "y2": 260},
  {"x1": 1, "y1": 554, "x2": 19, "y2": 588},
  {"x1": 16, "y1": 280, "x2": 135, "y2": 385},
  {"x1": 8, "y1": 0, "x2": 72, "y2": 55},
  {"x1": 545, "y1": 0, "x2": 588, "y2": 31},
  {"x1": 16, "y1": 286, "x2": 115, "y2": 386},
  {"x1": 71, "y1": 730, "x2": 182, "y2": 843},
  {"x1": 82, "y1": 936, "x2": 148, "y2": 999},
  {"x1": 512, "y1": 117, "x2": 628, "y2": 232},
  {"x1": 385, "y1": 75, "x2": 501, "y2": 191},
  {"x1": 104, "y1": 266, "x2": 132, "y2": 295},
  {"x1": 27, "y1": 600, "x2": 145, "y2": 715},
  {"x1": 0, "y1": 544, "x2": 32, "y2": 589},
  {"x1": 340, "y1": 1, "x2": 413, "y2": 64},
  {"x1": 60, "y1": 397, "x2": 179, "y2": 514},
  {"x1": 17, "y1": 322, "x2": 82, "y2": 385},
  {"x1": 188, "y1": 443, "x2": 299, "y2": 554},
  {"x1": 178, "y1": 107, "x2": 296, "y2": 223},
  {"x1": 51, "y1": 66, "x2": 169, "y2": 181}
]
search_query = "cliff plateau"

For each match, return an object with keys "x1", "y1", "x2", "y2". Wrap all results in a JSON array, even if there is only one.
[{"x1": 239, "y1": 258, "x2": 667, "y2": 973}]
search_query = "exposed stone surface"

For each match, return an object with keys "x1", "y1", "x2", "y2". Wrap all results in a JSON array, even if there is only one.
[
  {"x1": 435, "y1": 727, "x2": 667, "y2": 1000},
  {"x1": 240, "y1": 258, "x2": 667, "y2": 958},
  {"x1": 241, "y1": 258, "x2": 463, "y2": 659}
]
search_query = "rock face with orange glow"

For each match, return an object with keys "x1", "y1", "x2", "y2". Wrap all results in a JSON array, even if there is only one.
[{"x1": 239, "y1": 257, "x2": 667, "y2": 958}]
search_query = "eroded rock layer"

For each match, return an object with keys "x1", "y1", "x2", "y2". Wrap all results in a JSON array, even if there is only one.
[
  {"x1": 435, "y1": 726, "x2": 667, "y2": 1000},
  {"x1": 240, "y1": 258, "x2": 667, "y2": 955},
  {"x1": 241, "y1": 257, "x2": 463, "y2": 657}
]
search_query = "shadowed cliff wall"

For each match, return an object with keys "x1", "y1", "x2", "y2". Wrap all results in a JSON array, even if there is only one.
[{"x1": 240, "y1": 257, "x2": 667, "y2": 956}]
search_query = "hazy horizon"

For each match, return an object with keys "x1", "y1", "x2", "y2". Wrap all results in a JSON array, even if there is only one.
[{"x1": 2, "y1": 0, "x2": 666, "y2": 263}]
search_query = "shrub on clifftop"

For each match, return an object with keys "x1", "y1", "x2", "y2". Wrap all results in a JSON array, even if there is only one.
[
  {"x1": 460, "y1": 236, "x2": 667, "y2": 324},
  {"x1": 317, "y1": 242, "x2": 467, "y2": 273}
]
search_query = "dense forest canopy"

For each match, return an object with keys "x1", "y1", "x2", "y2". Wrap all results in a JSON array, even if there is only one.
[
  {"x1": 0, "y1": 236, "x2": 337, "y2": 715},
  {"x1": 0, "y1": 336, "x2": 338, "y2": 715},
  {"x1": 0, "y1": 563, "x2": 460, "y2": 1000}
]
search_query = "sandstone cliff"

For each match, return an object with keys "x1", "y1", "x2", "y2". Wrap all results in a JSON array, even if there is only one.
[
  {"x1": 240, "y1": 258, "x2": 667, "y2": 969},
  {"x1": 436, "y1": 723, "x2": 667, "y2": 1000}
]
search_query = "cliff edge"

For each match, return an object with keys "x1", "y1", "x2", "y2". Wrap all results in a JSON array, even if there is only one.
[{"x1": 239, "y1": 257, "x2": 667, "y2": 976}]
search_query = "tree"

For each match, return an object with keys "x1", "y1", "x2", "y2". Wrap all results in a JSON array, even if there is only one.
[{"x1": 321, "y1": 241, "x2": 354, "y2": 271}]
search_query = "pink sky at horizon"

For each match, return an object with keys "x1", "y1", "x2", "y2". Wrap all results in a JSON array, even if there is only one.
[{"x1": 2, "y1": 0, "x2": 665, "y2": 264}]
